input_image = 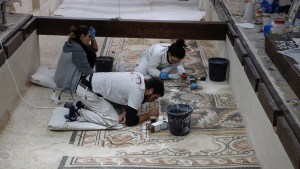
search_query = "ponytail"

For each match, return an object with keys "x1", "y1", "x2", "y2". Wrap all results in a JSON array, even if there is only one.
[{"x1": 167, "y1": 39, "x2": 187, "y2": 59}]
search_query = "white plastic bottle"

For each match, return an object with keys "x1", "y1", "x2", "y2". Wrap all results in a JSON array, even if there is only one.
[
  {"x1": 118, "y1": 55, "x2": 126, "y2": 72},
  {"x1": 111, "y1": 51, "x2": 117, "y2": 72}
]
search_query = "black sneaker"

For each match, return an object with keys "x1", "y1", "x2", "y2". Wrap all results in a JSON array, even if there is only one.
[
  {"x1": 76, "y1": 101, "x2": 84, "y2": 109},
  {"x1": 65, "y1": 105, "x2": 77, "y2": 122},
  {"x1": 64, "y1": 102, "x2": 74, "y2": 109}
]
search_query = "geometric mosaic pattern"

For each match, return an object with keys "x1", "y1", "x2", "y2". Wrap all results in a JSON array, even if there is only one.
[
  {"x1": 59, "y1": 38, "x2": 261, "y2": 169},
  {"x1": 61, "y1": 134, "x2": 260, "y2": 168}
]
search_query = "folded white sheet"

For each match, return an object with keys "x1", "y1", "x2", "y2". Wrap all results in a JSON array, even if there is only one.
[{"x1": 48, "y1": 107, "x2": 124, "y2": 130}]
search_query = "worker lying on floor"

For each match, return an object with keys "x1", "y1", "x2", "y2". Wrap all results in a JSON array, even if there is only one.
[
  {"x1": 134, "y1": 39, "x2": 188, "y2": 80},
  {"x1": 65, "y1": 72, "x2": 164, "y2": 127}
]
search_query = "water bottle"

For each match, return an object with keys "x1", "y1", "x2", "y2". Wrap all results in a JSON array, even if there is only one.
[
  {"x1": 118, "y1": 56, "x2": 126, "y2": 72},
  {"x1": 111, "y1": 51, "x2": 117, "y2": 72}
]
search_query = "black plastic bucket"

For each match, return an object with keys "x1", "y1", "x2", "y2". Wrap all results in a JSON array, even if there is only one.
[
  {"x1": 95, "y1": 56, "x2": 114, "y2": 72},
  {"x1": 167, "y1": 104, "x2": 193, "y2": 136},
  {"x1": 208, "y1": 57, "x2": 229, "y2": 82}
]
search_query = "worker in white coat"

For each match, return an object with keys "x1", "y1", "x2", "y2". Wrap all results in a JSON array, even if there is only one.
[
  {"x1": 134, "y1": 39, "x2": 188, "y2": 80},
  {"x1": 66, "y1": 72, "x2": 164, "y2": 128}
]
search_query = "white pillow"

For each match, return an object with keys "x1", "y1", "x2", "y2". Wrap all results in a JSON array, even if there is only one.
[{"x1": 31, "y1": 66, "x2": 57, "y2": 89}]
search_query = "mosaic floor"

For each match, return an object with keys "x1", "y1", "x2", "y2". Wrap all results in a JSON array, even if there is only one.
[{"x1": 59, "y1": 38, "x2": 261, "y2": 169}]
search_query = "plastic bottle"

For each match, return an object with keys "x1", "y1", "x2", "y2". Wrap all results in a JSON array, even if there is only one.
[
  {"x1": 118, "y1": 55, "x2": 126, "y2": 72},
  {"x1": 111, "y1": 51, "x2": 117, "y2": 72}
]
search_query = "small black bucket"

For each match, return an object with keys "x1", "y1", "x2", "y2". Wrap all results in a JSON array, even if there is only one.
[
  {"x1": 167, "y1": 104, "x2": 193, "y2": 136},
  {"x1": 208, "y1": 57, "x2": 229, "y2": 82},
  {"x1": 95, "y1": 56, "x2": 114, "y2": 72}
]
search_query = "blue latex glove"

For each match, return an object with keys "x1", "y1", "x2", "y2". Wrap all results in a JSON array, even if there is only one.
[
  {"x1": 159, "y1": 72, "x2": 169, "y2": 80},
  {"x1": 90, "y1": 26, "x2": 96, "y2": 41},
  {"x1": 190, "y1": 83, "x2": 198, "y2": 90}
]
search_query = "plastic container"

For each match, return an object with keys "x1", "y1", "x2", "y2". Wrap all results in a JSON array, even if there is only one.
[
  {"x1": 167, "y1": 104, "x2": 193, "y2": 136},
  {"x1": 95, "y1": 56, "x2": 114, "y2": 72},
  {"x1": 271, "y1": 18, "x2": 286, "y2": 34},
  {"x1": 118, "y1": 56, "x2": 126, "y2": 72},
  {"x1": 264, "y1": 24, "x2": 273, "y2": 36},
  {"x1": 208, "y1": 57, "x2": 229, "y2": 82},
  {"x1": 254, "y1": 20, "x2": 263, "y2": 32},
  {"x1": 111, "y1": 51, "x2": 117, "y2": 71}
]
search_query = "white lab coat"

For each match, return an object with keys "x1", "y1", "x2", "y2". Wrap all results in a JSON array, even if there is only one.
[
  {"x1": 91, "y1": 72, "x2": 145, "y2": 110},
  {"x1": 134, "y1": 43, "x2": 185, "y2": 79},
  {"x1": 76, "y1": 85, "x2": 120, "y2": 127},
  {"x1": 75, "y1": 72, "x2": 145, "y2": 127}
]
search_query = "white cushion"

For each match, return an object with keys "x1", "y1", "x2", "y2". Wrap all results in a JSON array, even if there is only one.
[{"x1": 30, "y1": 66, "x2": 57, "y2": 89}]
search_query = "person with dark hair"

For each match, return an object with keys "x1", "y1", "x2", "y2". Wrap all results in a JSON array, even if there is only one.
[
  {"x1": 65, "y1": 72, "x2": 164, "y2": 127},
  {"x1": 134, "y1": 39, "x2": 188, "y2": 80},
  {"x1": 54, "y1": 25, "x2": 98, "y2": 92}
]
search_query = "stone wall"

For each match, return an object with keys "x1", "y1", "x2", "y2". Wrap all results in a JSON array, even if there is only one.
[{"x1": 0, "y1": 31, "x2": 40, "y2": 131}]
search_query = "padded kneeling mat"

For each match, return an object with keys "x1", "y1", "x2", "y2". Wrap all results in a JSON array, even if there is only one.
[{"x1": 48, "y1": 107, "x2": 124, "y2": 131}]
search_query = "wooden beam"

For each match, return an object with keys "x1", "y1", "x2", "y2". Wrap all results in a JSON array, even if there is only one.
[
  {"x1": 277, "y1": 116, "x2": 300, "y2": 169},
  {"x1": 234, "y1": 38, "x2": 247, "y2": 65},
  {"x1": 20, "y1": 17, "x2": 37, "y2": 40},
  {"x1": 1, "y1": 13, "x2": 33, "y2": 45},
  {"x1": 3, "y1": 31, "x2": 24, "y2": 58},
  {"x1": 257, "y1": 83, "x2": 282, "y2": 126},
  {"x1": 226, "y1": 23, "x2": 238, "y2": 46},
  {"x1": 35, "y1": 16, "x2": 227, "y2": 40},
  {"x1": 244, "y1": 57, "x2": 261, "y2": 92}
]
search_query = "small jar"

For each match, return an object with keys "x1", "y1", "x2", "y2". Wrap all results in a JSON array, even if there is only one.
[
  {"x1": 256, "y1": 9, "x2": 262, "y2": 18},
  {"x1": 254, "y1": 20, "x2": 263, "y2": 32},
  {"x1": 271, "y1": 18, "x2": 286, "y2": 34}
]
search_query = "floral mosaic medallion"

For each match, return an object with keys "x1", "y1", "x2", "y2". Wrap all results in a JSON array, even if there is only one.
[{"x1": 59, "y1": 38, "x2": 260, "y2": 169}]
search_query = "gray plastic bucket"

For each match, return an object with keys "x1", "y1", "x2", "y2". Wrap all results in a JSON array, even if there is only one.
[{"x1": 167, "y1": 104, "x2": 193, "y2": 136}]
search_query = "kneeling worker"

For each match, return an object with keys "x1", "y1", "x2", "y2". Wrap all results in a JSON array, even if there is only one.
[{"x1": 68, "y1": 72, "x2": 164, "y2": 127}]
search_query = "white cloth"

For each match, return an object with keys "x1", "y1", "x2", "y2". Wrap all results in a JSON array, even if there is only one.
[
  {"x1": 134, "y1": 43, "x2": 185, "y2": 79},
  {"x1": 91, "y1": 72, "x2": 145, "y2": 110},
  {"x1": 76, "y1": 85, "x2": 120, "y2": 127},
  {"x1": 48, "y1": 107, "x2": 124, "y2": 130}
]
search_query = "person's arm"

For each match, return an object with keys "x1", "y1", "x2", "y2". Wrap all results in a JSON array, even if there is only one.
[
  {"x1": 124, "y1": 106, "x2": 139, "y2": 126},
  {"x1": 147, "y1": 48, "x2": 164, "y2": 77},
  {"x1": 89, "y1": 26, "x2": 98, "y2": 52},
  {"x1": 177, "y1": 62, "x2": 186, "y2": 74},
  {"x1": 124, "y1": 106, "x2": 159, "y2": 126},
  {"x1": 72, "y1": 50, "x2": 94, "y2": 75},
  {"x1": 138, "y1": 107, "x2": 159, "y2": 123},
  {"x1": 91, "y1": 39, "x2": 98, "y2": 52}
]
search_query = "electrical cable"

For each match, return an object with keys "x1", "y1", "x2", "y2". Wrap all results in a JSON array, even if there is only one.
[{"x1": 0, "y1": 42, "x2": 63, "y2": 109}]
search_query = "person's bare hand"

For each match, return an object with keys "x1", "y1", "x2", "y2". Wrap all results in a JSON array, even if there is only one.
[
  {"x1": 148, "y1": 107, "x2": 159, "y2": 117},
  {"x1": 119, "y1": 112, "x2": 126, "y2": 124}
]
